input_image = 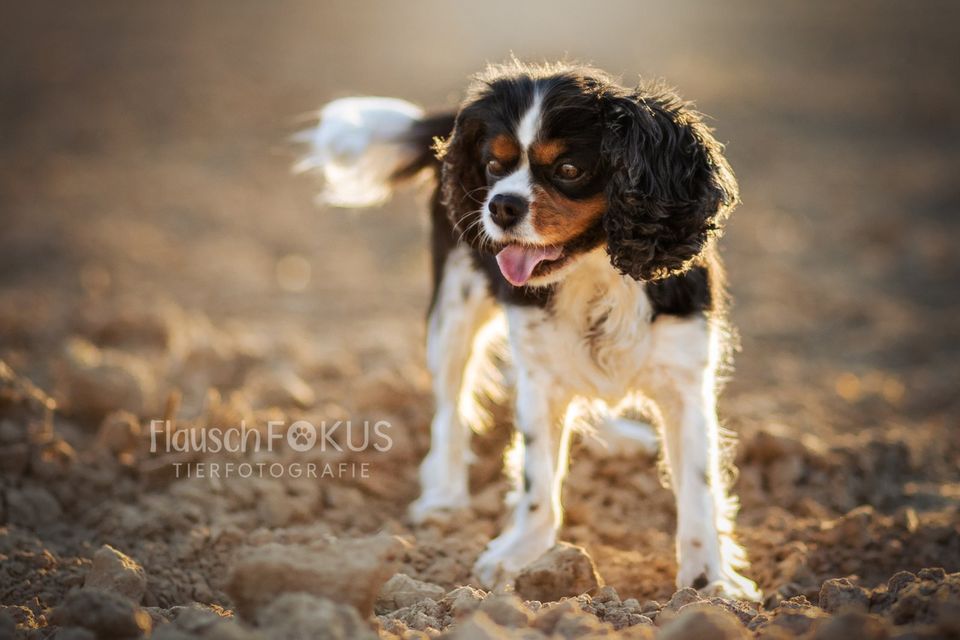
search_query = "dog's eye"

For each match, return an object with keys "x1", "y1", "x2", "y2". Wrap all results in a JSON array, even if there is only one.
[
  {"x1": 486, "y1": 159, "x2": 506, "y2": 177},
  {"x1": 555, "y1": 162, "x2": 583, "y2": 181}
]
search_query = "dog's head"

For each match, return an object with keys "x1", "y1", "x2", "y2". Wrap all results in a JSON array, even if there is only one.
[{"x1": 438, "y1": 62, "x2": 738, "y2": 286}]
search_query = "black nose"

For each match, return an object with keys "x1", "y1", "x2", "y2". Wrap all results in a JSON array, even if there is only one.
[{"x1": 488, "y1": 194, "x2": 527, "y2": 230}]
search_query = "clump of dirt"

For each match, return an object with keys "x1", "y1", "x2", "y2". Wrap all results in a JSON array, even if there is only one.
[
  {"x1": 514, "y1": 542, "x2": 602, "y2": 603},
  {"x1": 226, "y1": 535, "x2": 405, "y2": 618}
]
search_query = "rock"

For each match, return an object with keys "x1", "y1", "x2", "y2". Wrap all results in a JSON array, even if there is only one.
[
  {"x1": 550, "y1": 607, "x2": 613, "y2": 638},
  {"x1": 589, "y1": 598, "x2": 653, "y2": 630},
  {"x1": 767, "y1": 607, "x2": 829, "y2": 636},
  {"x1": 442, "y1": 586, "x2": 486, "y2": 618},
  {"x1": 655, "y1": 588, "x2": 703, "y2": 627},
  {"x1": 443, "y1": 611, "x2": 510, "y2": 640},
  {"x1": 818, "y1": 578, "x2": 869, "y2": 614},
  {"x1": 478, "y1": 594, "x2": 531, "y2": 628},
  {"x1": 706, "y1": 597, "x2": 759, "y2": 626},
  {"x1": 147, "y1": 626, "x2": 196, "y2": 640},
  {"x1": 166, "y1": 603, "x2": 227, "y2": 633},
  {"x1": 0, "y1": 605, "x2": 35, "y2": 632},
  {"x1": 203, "y1": 621, "x2": 265, "y2": 640},
  {"x1": 50, "y1": 589, "x2": 152, "y2": 638},
  {"x1": 886, "y1": 570, "x2": 918, "y2": 597},
  {"x1": 822, "y1": 506, "x2": 876, "y2": 548},
  {"x1": 85, "y1": 545, "x2": 147, "y2": 603},
  {"x1": 376, "y1": 573, "x2": 446, "y2": 613},
  {"x1": 444, "y1": 609, "x2": 549, "y2": 639},
  {"x1": 226, "y1": 535, "x2": 403, "y2": 619},
  {"x1": 141, "y1": 607, "x2": 174, "y2": 627},
  {"x1": 61, "y1": 339, "x2": 157, "y2": 419},
  {"x1": 658, "y1": 605, "x2": 748, "y2": 640},
  {"x1": 53, "y1": 628, "x2": 98, "y2": 640},
  {"x1": 5, "y1": 485, "x2": 62, "y2": 528},
  {"x1": 531, "y1": 599, "x2": 612, "y2": 638},
  {"x1": 916, "y1": 566, "x2": 947, "y2": 581},
  {"x1": 608, "y1": 611, "x2": 654, "y2": 632},
  {"x1": 812, "y1": 611, "x2": 890, "y2": 640},
  {"x1": 152, "y1": 604, "x2": 259, "y2": 640},
  {"x1": 592, "y1": 585, "x2": 620, "y2": 604},
  {"x1": 885, "y1": 568, "x2": 959, "y2": 626},
  {"x1": 96, "y1": 411, "x2": 142, "y2": 456},
  {"x1": 255, "y1": 593, "x2": 376, "y2": 640},
  {"x1": 381, "y1": 598, "x2": 444, "y2": 632},
  {"x1": 640, "y1": 600, "x2": 661, "y2": 615},
  {"x1": 513, "y1": 542, "x2": 602, "y2": 602},
  {"x1": 572, "y1": 586, "x2": 654, "y2": 630},
  {"x1": 666, "y1": 588, "x2": 702, "y2": 609}
]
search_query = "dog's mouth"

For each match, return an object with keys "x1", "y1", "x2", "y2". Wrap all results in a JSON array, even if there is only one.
[{"x1": 495, "y1": 243, "x2": 566, "y2": 286}]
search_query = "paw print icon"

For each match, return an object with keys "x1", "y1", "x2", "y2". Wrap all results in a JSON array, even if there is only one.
[{"x1": 287, "y1": 421, "x2": 317, "y2": 452}]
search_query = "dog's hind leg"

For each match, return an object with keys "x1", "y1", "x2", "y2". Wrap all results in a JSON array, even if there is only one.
[{"x1": 409, "y1": 246, "x2": 496, "y2": 523}]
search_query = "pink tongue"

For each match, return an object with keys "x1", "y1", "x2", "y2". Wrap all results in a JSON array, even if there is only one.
[{"x1": 495, "y1": 244, "x2": 563, "y2": 286}]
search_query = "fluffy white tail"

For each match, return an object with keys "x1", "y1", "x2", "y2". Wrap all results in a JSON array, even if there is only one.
[{"x1": 294, "y1": 97, "x2": 452, "y2": 208}]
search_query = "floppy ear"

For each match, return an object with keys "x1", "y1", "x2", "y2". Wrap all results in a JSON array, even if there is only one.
[
  {"x1": 601, "y1": 87, "x2": 739, "y2": 281},
  {"x1": 436, "y1": 106, "x2": 489, "y2": 248}
]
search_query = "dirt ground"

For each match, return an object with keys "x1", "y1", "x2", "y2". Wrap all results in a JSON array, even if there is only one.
[{"x1": 1, "y1": 1, "x2": 959, "y2": 638}]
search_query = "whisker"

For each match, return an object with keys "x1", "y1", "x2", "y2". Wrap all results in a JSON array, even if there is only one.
[
  {"x1": 459, "y1": 181, "x2": 491, "y2": 204},
  {"x1": 455, "y1": 210, "x2": 485, "y2": 246}
]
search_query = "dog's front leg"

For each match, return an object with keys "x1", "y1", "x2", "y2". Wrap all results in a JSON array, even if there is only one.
[
  {"x1": 645, "y1": 317, "x2": 761, "y2": 601},
  {"x1": 410, "y1": 248, "x2": 495, "y2": 523},
  {"x1": 473, "y1": 367, "x2": 571, "y2": 588}
]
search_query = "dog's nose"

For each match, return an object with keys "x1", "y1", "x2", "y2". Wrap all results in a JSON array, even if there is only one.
[{"x1": 488, "y1": 194, "x2": 527, "y2": 230}]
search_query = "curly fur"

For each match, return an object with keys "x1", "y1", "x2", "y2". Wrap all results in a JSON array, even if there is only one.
[
  {"x1": 601, "y1": 87, "x2": 739, "y2": 281},
  {"x1": 437, "y1": 105, "x2": 489, "y2": 248}
]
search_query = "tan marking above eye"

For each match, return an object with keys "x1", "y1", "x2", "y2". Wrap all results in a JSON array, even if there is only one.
[
  {"x1": 529, "y1": 140, "x2": 567, "y2": 166},
  {"x1": 489, "y1": 134, "x2": 520, "y2": 162},
  {"x1": 530, "y1": 185, "x2": 606, "y2": 245}
]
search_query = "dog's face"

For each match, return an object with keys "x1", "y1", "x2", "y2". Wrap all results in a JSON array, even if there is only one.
[{"x1": 439, "y1": 64, "x2": 739, "y2": 286}]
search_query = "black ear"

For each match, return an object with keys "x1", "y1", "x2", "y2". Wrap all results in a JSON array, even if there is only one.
[
  {"x1": 436, "y1": 106, "x2": 488, "y2": 248},
  {"x1": 601, "y1": 87, "x2": 738, "y2": 281}
]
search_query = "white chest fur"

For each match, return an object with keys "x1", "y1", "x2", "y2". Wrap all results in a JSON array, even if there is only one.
[{"x1": 506, "y1": 250, "x2": 655, "y2": 403}]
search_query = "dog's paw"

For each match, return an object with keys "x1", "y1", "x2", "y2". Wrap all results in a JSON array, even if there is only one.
[
  {"x1": 472, "y1": 529, "x2": 554, "y2": 589},
  {"x1": 472, "y1": 548, "x2": 514, "y2": 590},
  {"x1": 693, "y1": 570, "x2": 762, "y2": 602},
  {"x1": 408, "y1": 488, "x2": 468, "y2": 524}
]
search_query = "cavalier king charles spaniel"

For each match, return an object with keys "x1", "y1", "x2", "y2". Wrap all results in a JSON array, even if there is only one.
[{"x1": 297, "y1": 61, "x2": 760, "y2": 600}]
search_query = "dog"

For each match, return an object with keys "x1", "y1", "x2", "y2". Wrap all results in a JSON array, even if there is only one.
[{"x1": 296, "y1": 61, "x2": 760, "y2": 600}]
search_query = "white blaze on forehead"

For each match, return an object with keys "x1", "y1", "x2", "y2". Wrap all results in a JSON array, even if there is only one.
[
  {"x1": 516, "y1": 91, "x2": 544, "y2": 150},
  {"x1": 482, "y1": 90, "x2": 546, "y2": 243},
  {"x1": 490, "y1": 89, "x2": 544, "y2": 198}
]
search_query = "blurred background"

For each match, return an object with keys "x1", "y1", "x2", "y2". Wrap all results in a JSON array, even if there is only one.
[
  {"x1": 2, "y1": 1, "x2": 959, "y2": 423},
  {"x1": 0, "y1": 0, "x2": 959, "y2": 617}
]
